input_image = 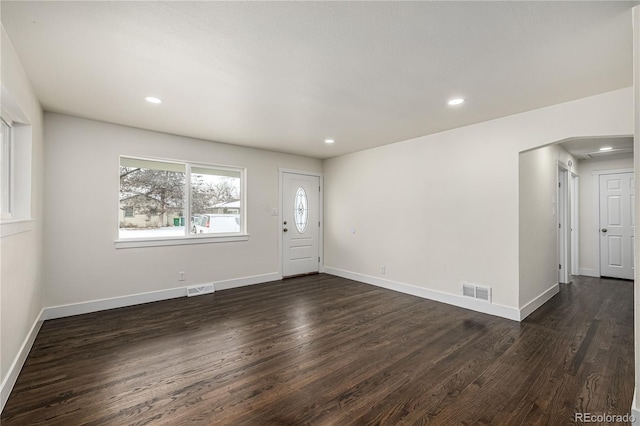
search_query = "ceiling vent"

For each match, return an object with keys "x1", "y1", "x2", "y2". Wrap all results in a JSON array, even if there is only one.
[
  {"x1": 187, "y1": 283, "x2": 215, "y2": 297},
  {"x1": 462, "y1": 282, "x2": 491, "y2": 303},
  {"x1": 583, "y1": 147, "x2": 633, "y2": 159}
]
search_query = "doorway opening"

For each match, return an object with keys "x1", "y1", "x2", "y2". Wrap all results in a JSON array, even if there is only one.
[{"x1": 557, "y1": 163, "x2": 577, "y2": 284}]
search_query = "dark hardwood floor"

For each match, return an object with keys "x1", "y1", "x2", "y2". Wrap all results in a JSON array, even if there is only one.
[{"x1": 1, "y1": 274, "x2": 633, "y2": 425}]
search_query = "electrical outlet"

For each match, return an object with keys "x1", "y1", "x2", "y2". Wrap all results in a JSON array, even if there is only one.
[
  {"x1": 381, "y1": 265, "x2": 386, "y2": 274},
  {"x1": 178, "y1": 271, "x2": 186, "y2": 281}
]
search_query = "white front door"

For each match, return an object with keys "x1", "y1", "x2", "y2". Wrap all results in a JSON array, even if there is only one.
[
  {"x1": 282, "y1": 172, "x2": 320, "y2": 277},
  {"x1": 600, "y1": 172, "x2": 635, "y2": 280}
]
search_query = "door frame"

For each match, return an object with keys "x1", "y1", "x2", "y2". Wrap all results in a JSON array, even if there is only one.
[
  {"x1": 557, "y1": 163, "x2": 571, "y2": 283},
  {"x1": 278, "y1": 168, "x2": 324, "y2": 278},
  {"x1": 570, "y1": 173, "x2": 580, "y2": 276},
  {"x1": 557, "y1": 165, "x2": 568, "y2": 283},
  {"x1": 592, "y1": 167, "x2": 634, "y2": 277},
  {"x1": 557, "y1": 161, "x2": 579, "y2": 284}
]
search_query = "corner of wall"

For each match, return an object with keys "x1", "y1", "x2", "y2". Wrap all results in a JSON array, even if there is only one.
[{"x1": 0, "y1": 23, "x2": 46, "y2": 413}]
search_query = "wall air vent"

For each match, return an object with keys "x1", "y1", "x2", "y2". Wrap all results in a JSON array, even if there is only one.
[
  {"x1": 187, "y1": 283, "x2": 215, "y2": 297},
  {"x1": 461, "y1": 282, "x2": 492, "y2": 303},
  {"x1": 462, "y1": 283, "x2": 476, "y2": 298}
]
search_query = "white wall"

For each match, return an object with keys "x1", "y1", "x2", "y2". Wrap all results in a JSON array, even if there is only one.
[
  {"x1": 324, "y1": 88, "x2": 632, "y2": 318},
  {"x1": 0, "y1": 26, "x2": 44, "y2": 402},
  {"x1": 43, "y1": 113, "x2": 321, "y2": 307},
  {"x1": 577, "y1": 155, "x2": 634, "y2": 277},
  {"x1": 519, "y1": 144, "x2": 575, "y2": 307}
]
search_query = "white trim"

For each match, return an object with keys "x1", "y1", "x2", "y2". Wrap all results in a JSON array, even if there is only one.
[
  {"x1": 115, "y1": 234, "x2": 249, "y2": 249},
  {"x1": 557, "y1": 166, "x2": 569, "y2": 284},
  {"x1": 0, "y1": 218, "x2": 34, "y2": 238},
  {"x1": 1, "y1": 118, "x2": 14, "y2": 219},
  {"x1": 633, "y1": 389, "x2": 640, "y2": 425},
  {"x1": 570, "y1": 173, "x2": 580, "y2": 276},
  {"x1": 1, "y1": 309, "x2": 44, "y2": 412},
  {"x1": 210, "y1": 272, "x2": 281, "y2": 291},
  {"x1": 42, "y1": 272, "x2": 281, "y2": 320},
  {"x1": 43, "y1": 287, "x2": 187, "y2": 320},
  {"x1": 279, "y1": 169, "x2": 324, "y2": 277},
  {"x1": 591, "y1": 167, "x2": 635, "y2": 177},
  {"x1": 324, "y1": 267, "x2": 521, "y2": 321},
  {"x1": 278, "y1": 168, "x2": 323, "y2": 177},
  {"x1": 278, "y1": 170, "x2": 283, "y2": 277},
  {"x1": 519, "y1": 283, "x2": 560, "y2": 320},
  {"x1": 578, "y1": 268, "x2": 599, "y2": 277}
]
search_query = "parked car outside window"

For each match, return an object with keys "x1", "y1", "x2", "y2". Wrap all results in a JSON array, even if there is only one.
[{"x1": 194, "y1": 214, "x2": 240, "y2": 234}]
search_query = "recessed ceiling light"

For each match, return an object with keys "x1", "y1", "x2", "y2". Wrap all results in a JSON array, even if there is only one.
[
  {"x1": 324, "y1": 139, "x2": 335, "y2": 144},
  {"x1": 145, "y1": 96, "x2": 162, "y2": 104},
  {"x1": 599, "y1": 146, "x2": 613, "y2": 151},
  {"x1": 447, "y1": 98, "x2": 465, "y2": 106}
]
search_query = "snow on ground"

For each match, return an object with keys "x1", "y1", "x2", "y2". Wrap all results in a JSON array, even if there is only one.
[{"x1": 119, "y1": 226, "x2": 187, "y2": 239}]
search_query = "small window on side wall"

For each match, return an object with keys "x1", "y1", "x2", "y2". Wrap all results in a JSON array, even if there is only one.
[
  {"x1": 0, "y1": 84, "x2": 34, "y2": 235},
  {"x1": 1, "y1": 118, "x2": 12, "y2": 219}
]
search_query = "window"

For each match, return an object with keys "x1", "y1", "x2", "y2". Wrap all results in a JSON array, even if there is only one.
[
  {"x1": 294, "y1": 187, "x2": 308, "y2": 233},
  {"x1": 1, "y1": 118, "x2": 12, "y2": 219},
  {"x1": 0, "y1": 85, "x2": 34, "y2": 238},
  {"x1": 118, "y1": 156, "x2": 245, "y2": 245},
  {"x1": 190, "y1": 166, "x2": 241, "y2": 235}
]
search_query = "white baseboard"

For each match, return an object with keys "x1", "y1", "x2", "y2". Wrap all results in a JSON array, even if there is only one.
[
  {"x1": 579, "y1": 268, "x2": 599, "y2": 277},
  {"x1": 324, "y1": 267, "x2": 521, "y2": 321},
  {"x1": 43, "y1": 287, "x2": 186, "y2": 320},
  {"x1": 207, "y1": 272, "x2": 282, "y2": 291},
  {"x1": 633, "y1": 389, "x2": 640, "y2": 425},
  {"x1": 519, "y1": 283, "x2": 559, "y2": 320},
  {"x1": 1, "y1": 309, "x2": 44, "y2": 412},
  {"x1": 43, "y1": 272, "x2": 282, "y2": 320},
  {"x1": 2, "y1": 272, "x2": 282, "y2": 414}
]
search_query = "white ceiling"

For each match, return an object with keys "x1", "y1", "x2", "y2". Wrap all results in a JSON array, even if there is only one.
[{"x1": 1, "y1": 1, "x2": 637, "y2": 159}]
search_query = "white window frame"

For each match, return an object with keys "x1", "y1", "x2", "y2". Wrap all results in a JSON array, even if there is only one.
[
  {"x1": 115, "y1": 155, "x2": 248, "y2": 249},
  {"x1": 1, "y1": 118, "x2": 13, "y2": 220},
  {"x1": 0, "y1": 84, "x2": 34, "y2": 238}
]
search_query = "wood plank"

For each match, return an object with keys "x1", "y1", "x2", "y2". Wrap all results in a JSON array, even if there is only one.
[{"x1": 1, "y1": 274, "x2": 634, "y2": 425}]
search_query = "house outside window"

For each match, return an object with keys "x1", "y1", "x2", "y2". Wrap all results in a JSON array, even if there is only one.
[{"x1": 118, "y1": 156, "x2": 245, "y2": 243}]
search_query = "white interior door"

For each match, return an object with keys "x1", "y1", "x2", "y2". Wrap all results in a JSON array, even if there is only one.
[
  {"x1": 282, "y1": 172, "x2": 320, "y2": 277},
  {"x1": 599, "y1": 172, "x2": 635, "y2": 280},
  {"x1": 558, "y1": 168, "x2": 570, "y2": 284}
]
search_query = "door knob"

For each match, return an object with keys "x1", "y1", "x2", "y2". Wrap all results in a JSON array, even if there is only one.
[
  {"x1": 602, "y1": 228, "x2": 608, "y2": 233},
  {"x1": 283, "y1": 228, "x2": 288, "y2": 232}
]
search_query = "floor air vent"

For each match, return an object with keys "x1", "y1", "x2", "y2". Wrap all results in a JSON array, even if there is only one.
[
  {"x1": 187, "y1": 284, "x2": 215, "y2": 297},
  {"x1": 462, "y1": 282, "x2": 491, "y2": 303}
]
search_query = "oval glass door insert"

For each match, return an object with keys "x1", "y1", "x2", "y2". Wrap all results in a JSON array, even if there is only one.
[{"x1": 294, "y1": 187, "x2": 308, "y2": 233}]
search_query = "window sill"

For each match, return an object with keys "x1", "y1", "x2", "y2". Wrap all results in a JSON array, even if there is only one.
[
  {"x1": 1, "y1": 218, "x2": 35, "y2": 238},
  {"x1": 115, "y1": 234, "x2": 249, "y2": 249}
]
